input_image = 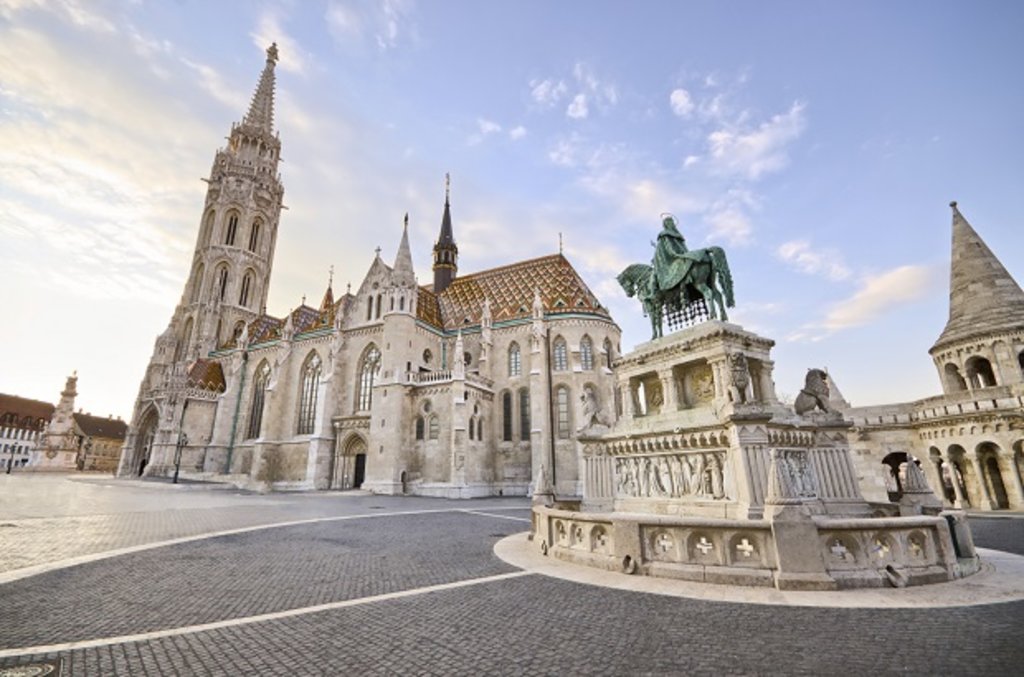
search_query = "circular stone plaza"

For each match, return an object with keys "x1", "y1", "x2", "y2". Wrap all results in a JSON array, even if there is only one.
[{"x1": 0, "y1": 474, "x2": 1022, "y2": 676}]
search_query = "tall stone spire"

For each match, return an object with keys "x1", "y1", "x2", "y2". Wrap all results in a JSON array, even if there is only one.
[
  {"x1": 393, "y1": 213, "x2": 416, "y2": 287},
  {"x1": 243, "y1": 43, "x2": 279, "y2": 134},
  {"x1": 432, "y1": 174, "x2": 458, "y2": 293},
  {"x1": 932, "y1": 202, "x2": 1024, "y2": 351}
]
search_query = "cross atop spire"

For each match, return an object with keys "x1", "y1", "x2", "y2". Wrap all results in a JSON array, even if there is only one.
[
  {"x1": 393, "y1": 212, "x2": 416, "y2": 287},
  {"x1": 243, "y1": 43, "x2": 279, "y2": 134},
  {"x1": 433, "y1": 173, "x2": 458, "y2": 293}
]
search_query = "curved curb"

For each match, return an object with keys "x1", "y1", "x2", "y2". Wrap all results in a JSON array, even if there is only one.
[{"x1": 494, "y1": 532, "x2": 1024, "y2": 609}]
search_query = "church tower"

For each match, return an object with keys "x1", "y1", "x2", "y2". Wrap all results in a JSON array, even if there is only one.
[
  {"x1": 174, "y1": 43, "x2": 285, "y2": 361},
  {"x1": 930, "y1": 202, "x2": 1024, "y2": 393},
  {"x1": 432, "y1": 174, "x2": 458, "y2": 294}
]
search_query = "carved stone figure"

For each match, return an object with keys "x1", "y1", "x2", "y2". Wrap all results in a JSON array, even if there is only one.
[
  {"x1": 577, "y1": 385, "x2": 610, "y2": 434},
  {"x1": 727, "y1": 352, "x2": 751, "y2": 404},
  {"x1": 794, "y1": 368, "x2": 832, "y2": 416}
]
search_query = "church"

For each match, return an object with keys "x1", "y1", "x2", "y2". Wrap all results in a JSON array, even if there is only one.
[{"x1": 117, "y1": 45, "x2": 620, "y2": 497}]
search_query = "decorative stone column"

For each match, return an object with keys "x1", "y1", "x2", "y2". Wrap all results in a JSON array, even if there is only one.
[
  {"x1": 998, "y1": 453, "x2": 1024, "y2": 509},
  {"x1": 758, "y1": 359, "x2": 778, "y2": 404},
  {"x1": 658, "y1": 369, "x2": 678, "y2": 412},
  {"x1": 967, "y1": 452, "x2": 995, "y2": 510},
  {"x1": 943, "y1": 454, "x2": 968, "y2": 509}
]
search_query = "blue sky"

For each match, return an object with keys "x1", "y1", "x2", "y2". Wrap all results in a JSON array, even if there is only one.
[{"x1": 1, "y1": 0, "x2": 1022, "y2": 419}]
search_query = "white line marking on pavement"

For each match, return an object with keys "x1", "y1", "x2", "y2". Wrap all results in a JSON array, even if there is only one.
[
  {"x1": 459, "y1": 509, "x2": 532, "y2": 523},
  {"x1": 0, "y1": 508, "x2": 462, "y2": 585},
  {"x1": 0, "y1": 571, "x2": 532, "y2": 659}
]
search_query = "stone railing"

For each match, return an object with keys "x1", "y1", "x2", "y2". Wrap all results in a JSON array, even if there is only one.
[
  {"x1": 405, "y1": 371, "x2": 494, "y2": 390},
  {"x1": 847, "y1": 385, "x2": 1023, "y2": 427}
]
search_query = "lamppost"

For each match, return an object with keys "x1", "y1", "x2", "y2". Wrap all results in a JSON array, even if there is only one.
[{"x1": 173, "y1": 431, "x2": 188, "y2": 484}]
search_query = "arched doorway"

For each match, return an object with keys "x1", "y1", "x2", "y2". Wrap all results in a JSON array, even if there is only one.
[
  {"x1": 337, "y1": 434, "x2": 367, "y2": 490},
  {"x1": 930, "y1": 447, "x2": 956, "y2": 504},
  {"x1": 135, "y1": 408, "x2": 158, "y2": 477},
  {"x1": 353, "y1": 452, "x2": 367, "y2": 489},
  {"x1": 881, "y1": 451, "x2": 909, "y2": 502}
]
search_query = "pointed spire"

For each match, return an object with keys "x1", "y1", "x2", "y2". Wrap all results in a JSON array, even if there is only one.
[
  {"x1": 432, "y1": 173, "x2": 458, "y2": 294},
  {"x1": 320, "y1": 266, "x2": 335, "y2": 312},
  {"x1": 393, "y1": 212, "x2": 416, "y2": 287},
  {"x1": 243, "y1": 43, "x2": 279, "y2": 134},
  {"x1": 933, "y1": 202, "x2": 1024, "y2": 351},
  {"x1": 438, "y1": 173, "x2": 455, "y2": 246}
]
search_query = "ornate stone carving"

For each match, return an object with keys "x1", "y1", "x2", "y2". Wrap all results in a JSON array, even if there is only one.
[
  {"x1": 727, "y1": 352, "x2": 750, "y2": 403},
  {"x1": 794, "y1": 368, "x2": 831, "y2": 416},
  {"x1": 765, "y1": 448, "x2": 818, "y2": 504},
  {"x1": 614, "y1": 451, "x2": 726, "y2": 500},
  {"x1": 577, "y1": 385, "x2": 611, "y2": 435}
]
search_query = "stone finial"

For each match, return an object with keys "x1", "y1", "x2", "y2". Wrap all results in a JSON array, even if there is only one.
[{"x1": 266, "y1": 42, "x2": 279, "y2": 64}]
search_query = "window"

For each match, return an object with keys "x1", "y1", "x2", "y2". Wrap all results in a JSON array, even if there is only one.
[
  {"x1": 357, "y1": 345, "x2": 381, "y2": 411},
  {"x1": 508, "y1": 342, "x2": 521, "y2": 376},
  {"x1": 216, "y1": 266, "x2": 229, "y2": 301},
  {"x1": 248, "y1": 219, "x2": 261, "y2": 252},
  {"x1": 477, "y1": 417, "x2": 483, "y2": 441},
  {"x1": 604, "y1": 338, "x2": 613, "y2": 369},
  {"x1": 399, "y1": 296, "x2": 405, "y2": 311},
  {"x1": 553, "y1": 337, "x2": 568, "y2": 371},
  {"x1": 415, "y1": 416, "x2": 424, "y2": 440},
  {"x1": 375, "y1": 294, "x2": 382, "y2": 319},
  {"x1": 469, "y1": 417, "x2": 475, "y2": 440},
  {"x1": 428, "y1": 416, "x2": 439, "y2": 440},
  {"x1": 175, "y1": 317, "x2": 194, "y2": 362},
  {"x1": 555, "y1": 385, "x2": 571, "y2": 439},
  {"x1": 502, "y1": 391, "x2": 513, "y2": 441},
  {"x1": 190, "y1": 264, "x2": 204, "y2": 303},
  {"x1": 519, "y1": 388, "x2": 530, "y2": 441},
  {"x1": 297, "y1": 352, "x2": 321, "y2": 435},
  {"x1": 225, "y1": 213, "x2": 239, "y2": 246},
  {"x1": 239, "y1": 271, "x2": 254, "y2": 307},
  {"x1": 202, "y1": 210, "x2": 215, "y2": 246},
  {"x1": 580, "y1": 336, "x2": 593, "y2": 370},
  {"x1": 247, "y1": 361, "x2": 271, "y2": 439},
  {"x1": 366, "y1": 298, "x2": 373, "y2": 321}
]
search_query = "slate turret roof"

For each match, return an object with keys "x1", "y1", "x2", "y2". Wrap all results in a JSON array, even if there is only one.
[{"x1": 932, "y1": 202, "x2": 1024, "y2": 352}]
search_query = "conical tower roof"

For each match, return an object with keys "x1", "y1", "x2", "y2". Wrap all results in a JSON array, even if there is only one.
[
  {"x1": 243, "y1": 43, "x2": 279, "y2": 134},
  {"x1": 393, "y1": 213, "x2": 416, "y2": 287},
  {"x1": 437, "y1": 174, "x2": 455, "y2": 246},
  {"x1": 932, "y1": 202, "x2": 1024, "y2": 352}
]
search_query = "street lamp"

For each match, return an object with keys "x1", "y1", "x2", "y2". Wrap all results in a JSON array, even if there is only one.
[{"x1": 173, "y1": 431, "x2": 188, "y2": 484}]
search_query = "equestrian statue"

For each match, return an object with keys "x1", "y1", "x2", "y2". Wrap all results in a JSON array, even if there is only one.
[{"x1": 617, "y1": 214, "x2": 735, "y2": 339}]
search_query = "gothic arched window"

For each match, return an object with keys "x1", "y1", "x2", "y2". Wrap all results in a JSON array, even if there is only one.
[
  {"x1": 468, "y1": 417, "x2": 475, "y2": 440},
  {"x1": 247, "y1": 361, "x2": 271, "y2": 439},
  {"x1": 357, "y1": 345, "x2": 381, "y2": 411},
  {"x1": 428, "y1": 416, "x2": 439, "y2": 440},
  {"x1": 366, "y1": 298, "x2": 373, "y2": 321},
  {"x1": 248, "y1": 218, "x2": 261, "y2": 252},
  {"x1": 225, "y1": 212, "x2": 239, "y2": 246},
  {"x1": 216, "y1": 265, "x2": 229, "y2": 301},
  {"x1": 190, "y1": 264, "x2": 205, "y2": 303},
  {"x1": 476, "y1": 417, "x2": 483, "y2": 441},
  {"x1": 238, "y1": 270, "x2": 254, "y2": 308},
  {"x1": 518, "y1": 388, "x2": 530, "y2": 441},
  {"x1": 555, "y1": 385, "x2": 571, "y2": 439},
  {"x1": 604, "y1": 338, "x2": 613, "y2": 369},
  {"x1": 580, "y1": 335, "x2": 594, "y2": 370},
  {"x1": 176, "y1": 317, "x2": 194, "y2": 362},
  {"x1": 415, "y1": 416, "x2": 424, "y2": 440},
  {"x1": 502, "y1": 391, "x2": 513, "y2": 442},
  {"x1": 553, "y1": 337, "x2": 568, "y2": 372},
  {"x1": 508, "y1": 342, "x2": 521, "y2": 377},
  {"x1": 202, "y1": 210, "x2": 215, "y2": 247},
  {"x1": 296, "y1": 352, "x2": 321, "y2": 435},
  {"x1": 375, "y1": 294, "x2": 382, "y2": 319}
]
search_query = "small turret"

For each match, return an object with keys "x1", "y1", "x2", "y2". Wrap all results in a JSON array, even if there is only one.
[{"x1": 432, "y1": 174, "x2": 458, "y2": 294}]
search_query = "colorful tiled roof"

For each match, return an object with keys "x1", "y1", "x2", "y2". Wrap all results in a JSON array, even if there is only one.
[
  {"x1": 186, "y1": 359, "x2": 226, "y2": 392},
  {"x1": 420, "y1": 254, "x2": 610, "y2": 331},
  {"x1": 74, "y1": 413, "x2": 127, "y2": 440}
]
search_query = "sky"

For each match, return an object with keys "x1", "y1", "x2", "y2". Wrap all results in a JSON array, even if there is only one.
[{"x1": 1, "y1": 0, "x2": 1023, "y2": 420}]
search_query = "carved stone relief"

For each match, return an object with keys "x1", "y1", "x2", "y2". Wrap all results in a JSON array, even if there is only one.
[{"x1": 615, "y1": 451, "x2": 726, "y2": 500}]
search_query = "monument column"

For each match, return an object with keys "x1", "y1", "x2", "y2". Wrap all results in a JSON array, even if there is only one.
[
  {"x1": 758, "y1": 360, "x2": 779, "y2": 404},
  {"x1": 942, "y1": 453, "x2": 968, "y2": 508},
  {"x1": 658, "y1": 369, "x2": 678, "y2": 412}
]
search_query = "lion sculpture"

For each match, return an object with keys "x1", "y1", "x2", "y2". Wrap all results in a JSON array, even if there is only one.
[{"x1": 794, "y1": 368, "x2": 832, "y2": 416}]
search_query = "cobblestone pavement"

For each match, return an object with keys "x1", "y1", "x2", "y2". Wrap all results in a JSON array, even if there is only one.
[{"x1": 1, "y1": 475, "x2": 1023, "y2": 675}]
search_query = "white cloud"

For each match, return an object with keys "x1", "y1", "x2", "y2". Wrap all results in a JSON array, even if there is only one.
[
  {"x1": 324, "y1": 0, "x2": 415, "y2": 51},
  {"x1": 181, "y1": 58, "x2": 249, "y2": 112},
  {"x1": 823, "y1": 265, "x2": 941, "y2": 331},
  {"x1": 529, "y1": 78, "x2": 567, "y2": 106},
  {"x1": 776, "y1": 240, "x2": 851, "y2": 281},
  {"x1": 567, "y1": 93, "x2": 588, "y2": 119},
  {"x1": 706, "y1": 101, "x2": 806, "y2": 179},
  {"x1": 478, "y1": 118, "x2": 501, "y2": 135},
  {"x1": 669, "y1": 88, "x2": 694, "y2": 117},
  {"x1": 683, "y1": 155, "x2": 700, "y2": 168},
  {"x1": 548, "y1": 137, "x2": 578, "y2": 167},
  {"x1": 509, "y1": 125, "x2": 527, "y2": 140},
  {"x1": 705, "y1": 206, "x2": 753, "y2": 246}
]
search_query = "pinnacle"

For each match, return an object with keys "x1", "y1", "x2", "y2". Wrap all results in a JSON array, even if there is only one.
[
  {"x1": 932, "y1": 203, "x2": 1024, "y2": 352},
  {"x1": 243, "y1": 43, "x2": 278, "y2": 134}
]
